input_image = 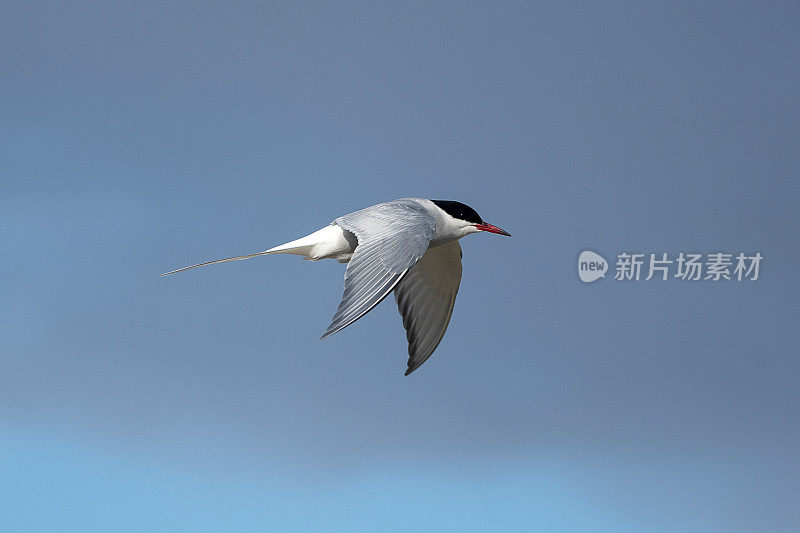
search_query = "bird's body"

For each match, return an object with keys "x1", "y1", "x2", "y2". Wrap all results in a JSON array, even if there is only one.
[{"x1": 163, "y1": 198, "x2": 509, "y2": 375}]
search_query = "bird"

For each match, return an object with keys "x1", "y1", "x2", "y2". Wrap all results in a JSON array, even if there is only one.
[{"x1": 162, "y1": 198, "x2": 509, "y2": 375}]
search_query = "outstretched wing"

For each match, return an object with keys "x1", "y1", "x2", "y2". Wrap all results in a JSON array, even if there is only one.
[
  {"x1": 321, "y1": 199, "x2": 436, "y2": 339},
  {"x1": 394, "y1": 240, "x2": 462, "y2": 375}
]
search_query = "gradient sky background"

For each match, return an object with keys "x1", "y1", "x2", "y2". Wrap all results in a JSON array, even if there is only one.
[{"x1": 2, "y1": 1, "x2": 799, "y2": 531}]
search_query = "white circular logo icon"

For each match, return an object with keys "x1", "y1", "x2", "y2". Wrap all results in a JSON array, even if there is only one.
[{"x1": 578, "y1": 251, "x2": 608, "y2": 283}]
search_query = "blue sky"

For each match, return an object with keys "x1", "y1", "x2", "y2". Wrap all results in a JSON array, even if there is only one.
[{"x1": 2, "y1": 1, "x2": 799, "y2": 531}]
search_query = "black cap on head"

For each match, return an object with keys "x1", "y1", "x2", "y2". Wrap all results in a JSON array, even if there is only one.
[{"x1": 430, "y1": 200, "x2": 483, "y2": 224}]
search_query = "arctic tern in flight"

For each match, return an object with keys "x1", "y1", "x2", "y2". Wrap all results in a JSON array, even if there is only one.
[{"x1": 162, "y1": 198, "x2": 509, "y2": 375}]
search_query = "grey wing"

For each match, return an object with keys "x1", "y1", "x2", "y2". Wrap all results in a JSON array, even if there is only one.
[
  {"x1": 394, "y1": 240, "x2": 463, "y2": 375},
  {"x1": 321, "y1": 199, "x2": 437, "y2": 339}
]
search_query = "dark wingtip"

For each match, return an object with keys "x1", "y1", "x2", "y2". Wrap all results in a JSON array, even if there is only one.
[{"x1": 404, "y1": 363, "x2": 420, "y2": 376}]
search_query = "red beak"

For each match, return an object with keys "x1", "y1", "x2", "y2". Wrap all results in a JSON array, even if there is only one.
[{"x1": 474, "y1": 222, "x2": 510, "y2": 236}]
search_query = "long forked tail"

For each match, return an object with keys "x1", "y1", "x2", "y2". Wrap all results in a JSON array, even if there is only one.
[
  {"x1": 161, "y1": 251, "x2": 273, "y2": 276},
  {"x1": 160, "y1": 227, "x2": 335, "y2": 276}
]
